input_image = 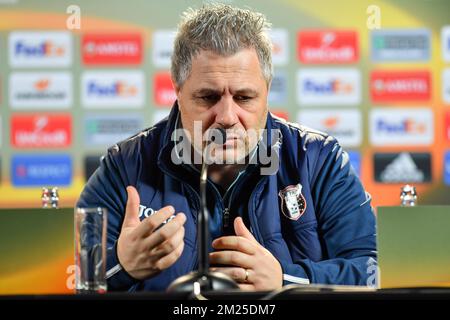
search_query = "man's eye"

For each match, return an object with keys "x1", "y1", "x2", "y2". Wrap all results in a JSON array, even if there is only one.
[
  {"x1": 235, "y1": 95, "x2": 252, "y2": 102},
  {"x1": 200, "y1": 95, "x2": 220, "y2": 102}
]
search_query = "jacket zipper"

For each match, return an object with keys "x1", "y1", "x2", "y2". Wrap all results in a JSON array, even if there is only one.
[
  {"x1": 222, "y1": 208, "x2": 230, "y2": 229},
  {"x1": 221, "y1": 170, "x2": 245, "y2": 229}
]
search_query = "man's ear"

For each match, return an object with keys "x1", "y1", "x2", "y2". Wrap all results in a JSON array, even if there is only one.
[
  {"x1": 171, "y1": 77, "x2": 181, "y2": 97},
  {"x1": 266, "y1": 80, "x2": 272, "y2": 106},
  {"x1": 174, "y1": 85, "x2": 181, "y2": 97}
]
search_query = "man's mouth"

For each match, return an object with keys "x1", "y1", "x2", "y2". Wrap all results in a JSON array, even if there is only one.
[
  {"x1": 203, "y1": 129, "x2": 247, "y2": 150},
  {"x1": 222, "y1": 137, "x2": 239, "y2": 147}
]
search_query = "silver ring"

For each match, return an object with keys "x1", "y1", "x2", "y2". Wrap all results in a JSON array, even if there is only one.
[{"x1": 244, "y1": 269, "x2": 249, "y2": 282}]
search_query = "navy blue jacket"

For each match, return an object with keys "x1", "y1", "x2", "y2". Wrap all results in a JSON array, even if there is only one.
[{"x1": 77, "y1": 103, "x2": 377, "y2": 291}]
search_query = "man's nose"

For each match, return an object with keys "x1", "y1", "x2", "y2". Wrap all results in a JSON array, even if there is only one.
[{"x1": 215, "y1": 96, "x2": 238, "y2": 128}]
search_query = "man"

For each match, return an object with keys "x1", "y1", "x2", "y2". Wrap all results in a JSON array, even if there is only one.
[{"x1": 77, "y1": 4, "x2": 377, "y2": 292}]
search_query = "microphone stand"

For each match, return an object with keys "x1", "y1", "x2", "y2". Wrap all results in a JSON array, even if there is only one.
[{"x1": 167, "y1": 128, "x2": 238, "y2": 295}]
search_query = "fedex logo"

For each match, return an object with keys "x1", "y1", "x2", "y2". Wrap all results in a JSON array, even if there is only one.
[
  {"x1": 370, "y1": 108, "x2": 433, "y2": 146},
  {"x1": 15, "y1": 41, "x2": 65, "y2": 57},
  {"x1": 153, "y1": 72, "x2": 176, "y2": 106},
  {"x1": 87, "y1": 81, "x2": 137, "y2": 97},
  {"x1": 11, "y1": 114, "x2": 72, "y2": 148},
  {"x1": 81, "y1": 71, "x2": 144, "y2": 108},
  {"x1": 12, "y1": 154, "x2": 72, "y2": 187},
  {"x1": 298, "y1": 30, "x2": 358, "y2": 64},
  {"x1": 9, "y1": 31, "x2": 72, "y2": 67},
  {"x1": 303, "y1": 79, "x2": 353, "y2": 94},
  {"x1": 82, "y1": 34, "x2": 142, "y2": 65},
  {"x1": 297, "y1": 69, "x2": 360, "y2": 105},
  {"x1": 370, "y1": 70, "x2": 431, "y2": 102},
  {"x1": 376, "y1": 118, "x2": 425, "y2": 133}
]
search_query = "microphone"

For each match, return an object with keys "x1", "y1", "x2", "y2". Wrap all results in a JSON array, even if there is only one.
[
  {"x1": 199, "y1": 128, "x2": 226, "y2": 274},
  {"x1": 167, "y1": 128, "x2": 238, "y2": 295}
]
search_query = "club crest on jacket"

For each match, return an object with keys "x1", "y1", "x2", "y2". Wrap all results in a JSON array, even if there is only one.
[{"x1": 278, "y1": 183, "x2": 307, "y2": 220}]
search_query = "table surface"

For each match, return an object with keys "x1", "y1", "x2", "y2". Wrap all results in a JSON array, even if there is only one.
[{"x1": 2, "y1": 287, "x2": 450, "y2": 300}]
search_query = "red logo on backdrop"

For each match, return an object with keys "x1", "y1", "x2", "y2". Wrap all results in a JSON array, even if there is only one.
[
  {"x1": 154, "y1": 72, "x2": 176, "y2": 106},
  {"x1": 370, "y1": 70, "x2": 431, "y2": 102},
  {"x1": 297, "y1": 30, "x2": 358, "y2": 63},
  {"x1": 11, "y1": 114, "x2": 72, "y2": 148},
  {"x1": 82, "y1": 34, "x2": 142, "y2": 65},
  {"x1": 271, "y1": 110, "x2": 289, "y2": 121},
  {"x1": 446, "y1": 111, "x2": 450, "y2": 141}
]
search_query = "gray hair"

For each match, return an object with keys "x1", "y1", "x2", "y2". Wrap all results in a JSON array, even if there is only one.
[{"x1": 171, "y1": 3, "x2": 273, "y2": 88}]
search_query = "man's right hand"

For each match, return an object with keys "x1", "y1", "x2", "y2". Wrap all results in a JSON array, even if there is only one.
[{"x1": 117, "y1": 186, "x2": 186, "y2": 280}]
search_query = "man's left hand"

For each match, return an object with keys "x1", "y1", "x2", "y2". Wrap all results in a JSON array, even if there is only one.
[{"x1": 209, "y1": 217, "x2": 283, "y2": 291}]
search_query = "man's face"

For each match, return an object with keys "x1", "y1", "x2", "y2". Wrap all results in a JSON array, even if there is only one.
[{"x1": 175, "y1": 48, "x2": 269, "y2": 164}]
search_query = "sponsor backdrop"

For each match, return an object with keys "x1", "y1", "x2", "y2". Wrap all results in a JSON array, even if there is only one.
[{"x1": 0, "y1": 0, "x2": 449, "y2": 293}]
